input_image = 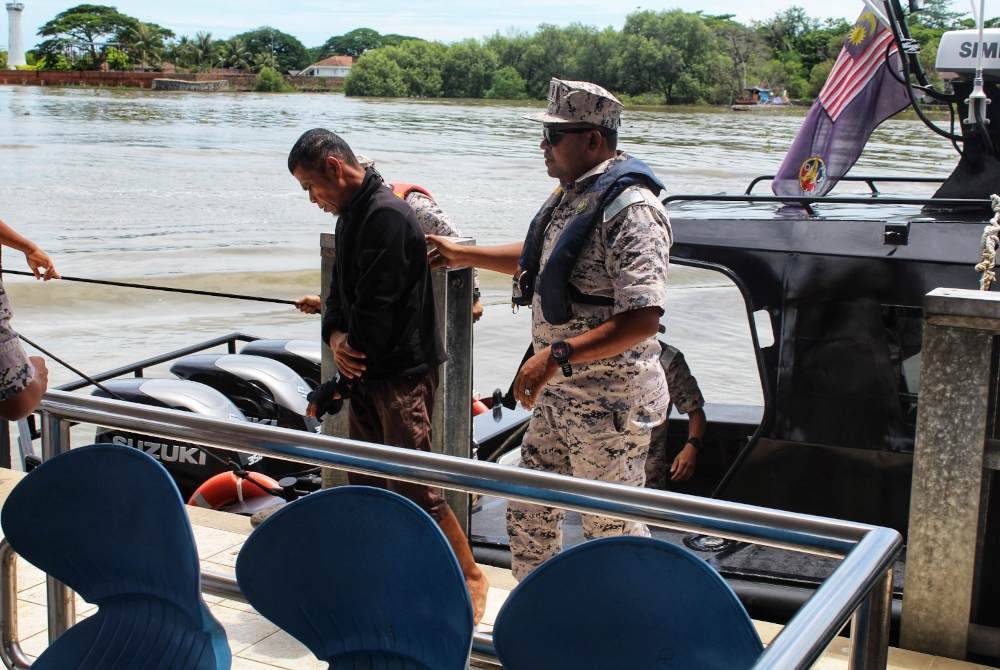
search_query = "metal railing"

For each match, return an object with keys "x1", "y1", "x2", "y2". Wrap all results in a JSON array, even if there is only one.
[
  {"x1": 0, "y1": 390, "x2": 903, "y2": 669},
  {"x1": 743, "y1": 174, "x2": 948, "y2": 197}
]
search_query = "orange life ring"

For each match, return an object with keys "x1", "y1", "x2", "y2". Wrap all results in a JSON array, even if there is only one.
[{"x1": 188, "y1": 470, "x2": 281, "y2": 512}]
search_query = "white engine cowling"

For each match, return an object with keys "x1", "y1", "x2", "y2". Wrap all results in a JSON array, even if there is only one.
[{"x1": 935, "y1": 28, "x2": 1000, "y2": 79}]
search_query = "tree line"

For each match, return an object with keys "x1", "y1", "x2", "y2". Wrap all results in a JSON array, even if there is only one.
[
  {"x1": 345, "y1": 1, "x2": 993, "y2": 103},
  {"x1": 11, "y1": 5, "x2": 416, "y2": 74},
  {"x1": 4, "y1": 1, "x2": 993, "y2": 103}
]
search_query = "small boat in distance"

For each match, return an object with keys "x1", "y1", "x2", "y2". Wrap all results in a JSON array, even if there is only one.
[{"x1": 731, "y1": 86, "x2": 790, "y2": 111}]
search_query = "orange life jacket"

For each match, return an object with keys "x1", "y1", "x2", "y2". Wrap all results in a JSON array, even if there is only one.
[{"x1": 391, "y1": 182, "x2": 434, "y2": 201}]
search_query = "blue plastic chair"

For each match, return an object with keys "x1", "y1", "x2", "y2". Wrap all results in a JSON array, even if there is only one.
[
  {"x1": 0, "y1": 443, "x2": 231, "y2": 670},
  {"x1": 493, "y1": 536, "x2": 763, "y2": 670},
  {"x1": 235, "y1": 486, "x2": 473, "y2": 670}
]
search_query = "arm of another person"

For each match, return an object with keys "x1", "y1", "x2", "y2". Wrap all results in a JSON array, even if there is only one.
[
  {"x1": 0, "y1": 220, "x2": 59, "y2": 280},
  {"x1": 513, "y1": 199, "x2": 671, "y2": 407},
  {"x1": 671, "y1": 407, "x2": 706, "y2": 481},
  {"x1": 664, "y1": 349, "x2": 707, "y2": 481},
  {"x1": 408, "y1": 193, "x2": 484, "y2": 321},
  {"x1": 426, "y1": 235, "x2": 523, "y2": 276}
]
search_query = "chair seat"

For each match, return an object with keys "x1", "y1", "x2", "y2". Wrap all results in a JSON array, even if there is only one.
[{"x1": 34, "y1": 596, "x2": 226, "y2": 670}]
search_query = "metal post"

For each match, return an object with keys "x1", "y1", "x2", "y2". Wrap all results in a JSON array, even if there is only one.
[
  {"x1": 432, "y1": 263, "x2": 474, "y2": 532},
  {"x1": 319, "y1": 232, "x2": 350, "y2": 488},
  {"x1": 0, "y1": 421, "x2": 8, "y2": 470},
  {"x1": 849, "y1": 568, "x2": 893, "y2": 669},
  {"x1": 39, "y1": 414, "x2": 75, "y2": 643},
  {"x1": 901, "y1": 288, "x2": 1000, "y2": 659},
  {"x1": 0, "y1": 540, "x2": 30, "y2": 669}
]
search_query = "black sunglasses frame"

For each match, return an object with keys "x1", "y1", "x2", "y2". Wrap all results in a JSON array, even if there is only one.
[{"x1": 542, "y1": 125, "x2": 600, "y2": 146}]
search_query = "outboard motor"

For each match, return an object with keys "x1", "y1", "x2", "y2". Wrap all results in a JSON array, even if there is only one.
[
  {"x1": 92, "y1": 378, "x2": 260, "y2": 499},
  {"x1": 240, "y1": 339, "x2": 321, "y2": 389},
  {"x1": 932, "y1": 28, "x2": 1000, "y2": 202},
  {"x1": 169, "y1": 354, "x2": 317, "y2": 432}
]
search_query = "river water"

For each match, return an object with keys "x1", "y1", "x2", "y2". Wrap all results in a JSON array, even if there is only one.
[{"x1": 0, "y1": 86, "x2": 959, "y2": 406}]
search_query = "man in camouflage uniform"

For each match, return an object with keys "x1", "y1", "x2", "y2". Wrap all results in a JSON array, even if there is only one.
[
  {"x1": 645, "y1": 344, "x2": 706, "y2": 489},
  {"x1": 428, "y1": 78, "x2": 672, "y2": 579}
]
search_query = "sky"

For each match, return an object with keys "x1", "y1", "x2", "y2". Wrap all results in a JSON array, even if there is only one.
[{"x1": 2, "y1": 0, "x2": 989, "y2": 51}]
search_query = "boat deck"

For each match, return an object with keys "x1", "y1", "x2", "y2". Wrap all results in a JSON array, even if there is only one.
[{"x1": 0, "y1": 467, "x2": 991, "y2": 670}]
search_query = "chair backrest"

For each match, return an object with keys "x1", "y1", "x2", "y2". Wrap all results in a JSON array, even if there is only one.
[
  {"x1": 236, "y1": 486, "x2": 473, "y2": 670},
  {"x1": 1, "y1": 443, "x2": 229, "y2": 668},
  {"x1": 493, "y1": 536, "x2": 763, "y2": 670}
]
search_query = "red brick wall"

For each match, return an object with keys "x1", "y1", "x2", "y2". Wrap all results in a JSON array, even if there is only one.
[{"x1": 0, "y1": 70, "x2": 345, "y2": 92}]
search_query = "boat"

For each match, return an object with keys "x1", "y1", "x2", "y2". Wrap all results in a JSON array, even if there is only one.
[{"x1": 731, "y1": 86, "x2": 790, "y2": 111}]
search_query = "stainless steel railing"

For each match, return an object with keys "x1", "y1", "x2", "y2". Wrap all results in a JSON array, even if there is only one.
[{"x1": 0, "y1": 390, "x2": 902, "y2": 669}]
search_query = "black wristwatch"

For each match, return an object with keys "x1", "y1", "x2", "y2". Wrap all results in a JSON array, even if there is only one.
[
  {"x1": 550, "y1": 340, "x2": 573, "y2": 377},
  {"x1": 686, "y1": 436, "x2": 703, "y2": 450}
]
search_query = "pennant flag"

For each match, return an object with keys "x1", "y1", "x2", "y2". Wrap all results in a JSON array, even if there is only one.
[{"x1": 773, "y1": 10, "x2": 911, "y2": 197}]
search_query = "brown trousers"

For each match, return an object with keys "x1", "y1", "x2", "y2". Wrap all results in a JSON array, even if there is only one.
[{"x1": 347, "y1": 368, "x2": 448, "y2": 521}]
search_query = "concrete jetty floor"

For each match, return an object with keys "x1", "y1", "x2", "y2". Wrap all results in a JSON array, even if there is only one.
[{"x1": 0, "y1": 467, "x2": 992, "y2": 669}]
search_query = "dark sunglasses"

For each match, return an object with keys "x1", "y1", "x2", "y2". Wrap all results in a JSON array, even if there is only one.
[{"x1": 542, "y1": 125, "x2": 598, "y2": 146}]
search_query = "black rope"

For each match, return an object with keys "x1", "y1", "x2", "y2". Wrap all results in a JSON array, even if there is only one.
[
  {"x1": 18, "y1": 333, "x2": 127, "y2": 401},
  {"x1": 1, "y1": 270, "x2": 296, "y2": 305}
]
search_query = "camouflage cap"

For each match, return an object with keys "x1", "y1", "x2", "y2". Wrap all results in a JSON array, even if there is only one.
[{"x1": 526, "y1": 78, "x2": 623, "y2": 129}]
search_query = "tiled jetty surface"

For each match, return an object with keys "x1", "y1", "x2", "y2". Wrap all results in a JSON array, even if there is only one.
[{"x1": 0, "y1": 468, "x2": 992, "y2": 670}]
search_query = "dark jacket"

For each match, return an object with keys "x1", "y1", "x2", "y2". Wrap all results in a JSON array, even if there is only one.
[{"x1": 321, "y1": 169, "x2": 446, "y2": 378}]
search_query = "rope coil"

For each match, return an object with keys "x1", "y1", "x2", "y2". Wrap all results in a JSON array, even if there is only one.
[{"x1": 976, "y1": 194, "x2": 1000, "y2": 291}]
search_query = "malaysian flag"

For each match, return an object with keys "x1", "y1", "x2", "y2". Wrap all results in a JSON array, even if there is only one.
[{"x1": 773, "y1": 9, "x2": 911, "y2": 197}]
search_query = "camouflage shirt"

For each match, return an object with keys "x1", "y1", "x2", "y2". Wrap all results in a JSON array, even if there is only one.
[
  {"x1": 406, "y1": 192, "x2": 480, "y2": 292},
  {"x1": 660, "y1": 344, "x2": 704, "y2": 415},
  {"x1": 0, "y1": 280, "x2": 32, "y2": 402},
  {"x1": 531, "y1": 152, "x2": 672, "y2": 413}
]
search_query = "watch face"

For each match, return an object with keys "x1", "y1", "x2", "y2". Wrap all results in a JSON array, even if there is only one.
[{"x1": 552, "y1": 341, "x2": 570, "y2": 361}]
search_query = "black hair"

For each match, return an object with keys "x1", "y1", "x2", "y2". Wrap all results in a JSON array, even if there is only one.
[{"x1": 287, "y1": 128, "x2": 360, "y2": 174}]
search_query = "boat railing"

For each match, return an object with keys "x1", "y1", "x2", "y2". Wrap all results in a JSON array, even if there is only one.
[
  {"x1": 663, "y1": 193, "x2": 990, "y2": 217},
  {"x1": 743, "y1": 175, "x2": 949, "y2": 197},
  {"x1": 0, "y1": 389, "x2": 903, "y2": 669}
]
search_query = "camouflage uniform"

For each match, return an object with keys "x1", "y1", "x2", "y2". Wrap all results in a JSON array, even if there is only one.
[
  {"x1": 0, "y1": 280, "x2": 33, "y2": 401},
  {"x1": 644, "y1": 345, "x2": 706, "y2": 490},
  {"x1": 506, "y1": 98, "x2": 673, "y2": 578},
  {"x1": 406, "y1": 192, "x2": 479, "y2": 292}
]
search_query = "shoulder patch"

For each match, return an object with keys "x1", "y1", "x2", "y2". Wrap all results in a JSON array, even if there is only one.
[{"x1": 603, "y1": 189, "x2": 646, "y2": 223}]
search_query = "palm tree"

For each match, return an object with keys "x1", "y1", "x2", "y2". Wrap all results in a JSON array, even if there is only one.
[
  {"x1": 252, "y1": 50, "x2": 279, "y2": 73},
  {"x1": 218, "y1": 38, "x2": 251, "y2": 71},
  {"x1": 192, "y1": 31, "x2": 216, "y2": 71},
  {"x1": 127, "y1": 23, "x2": 165, "y2": 69}
]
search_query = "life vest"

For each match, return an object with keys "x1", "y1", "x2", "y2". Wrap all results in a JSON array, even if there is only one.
[
  {"x1": 518, "y1": 157, "x2": 666, "y2": 325},
  {"x1": 391, "y1": 182, "x2": 434, "y2": 201}
]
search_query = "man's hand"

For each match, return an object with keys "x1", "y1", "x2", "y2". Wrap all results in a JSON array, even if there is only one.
[
  {"x1": 28, "y1": 357, "x2": 48, "y2": 393},
  {"x1": 513, "y1": 348, "x2": 557, "y2": 409},
  {"x1": 24, "y1": 247, "x2": 59, "y2": 281},
  {"x1": 472, "y1": 299, "x2": 484, "y2": 323},
  {"x1": 670, "y1": 443, "x2": 697, "y2": 482},
  {"x1": 328, "y1": 332, "x2": 366, "y2": 379},
  {"x1": 295, "y1": 295, "x2": 322, "y2": 314},
  {"x1": 305, "y1": 379, "x2": 345, "y2": 419},
  {"x1": 426, "y1": 235, "x2": 468, "y2": 271}
]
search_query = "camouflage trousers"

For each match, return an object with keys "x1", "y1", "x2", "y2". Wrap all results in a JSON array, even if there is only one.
[{"x1": 506, "y1": 403, "x2": 653, "y2": 581}]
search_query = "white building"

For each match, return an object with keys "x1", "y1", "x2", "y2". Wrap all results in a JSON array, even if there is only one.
[
  {"x1": 299, "y1": 55, "x2": 353, "y2": 78},
  {"x1": 5, "y1": 2, "x2": 25, "y2": 69}
]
